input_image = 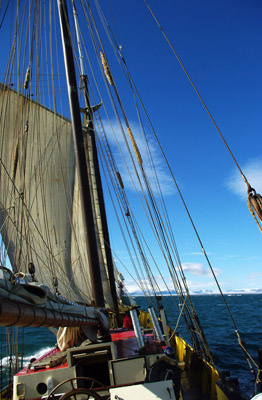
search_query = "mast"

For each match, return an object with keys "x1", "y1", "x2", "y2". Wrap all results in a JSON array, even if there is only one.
[
  {"x1": 72, "y1": 2, "x2": 120, "y2": 322},
  {"x1": 57, "y1": 0, "x2": 104, "y2": 308}
]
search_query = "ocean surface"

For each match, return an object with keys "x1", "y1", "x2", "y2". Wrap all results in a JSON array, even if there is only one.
[{"x1": 1, "y1": 294, "x2": 262, "y2": 399}]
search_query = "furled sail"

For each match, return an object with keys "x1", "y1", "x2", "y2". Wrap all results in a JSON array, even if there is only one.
[{"x1": 0, "y1": 83, "x2": 114, "y2": 309}]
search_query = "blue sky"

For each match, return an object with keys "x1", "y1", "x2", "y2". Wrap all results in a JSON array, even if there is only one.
[
  {"x1": 1, "y1": 0, "x2": 261, "y2": 295},
  {"x1": 100, "y1": 0, "x2": 262, "y2": 294}
]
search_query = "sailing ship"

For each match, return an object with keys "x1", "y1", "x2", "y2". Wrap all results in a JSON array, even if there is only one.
[{"x1": 0, "y1": 0, "x2": 261, "y2": 399}]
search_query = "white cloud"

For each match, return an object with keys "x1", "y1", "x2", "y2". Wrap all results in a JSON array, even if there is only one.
[
  {"x1": 225, "y1": 158, "x2": 262, "y2": 200},
  {"x1": 181, "y1": 262, "x2": 220, "y2": 277},
  {"x1": 100, "y1": 120, "x2": 175, "y2": 196},
  {"x1": 117, "y1": 259, "x2": 222, "y2": 294}
]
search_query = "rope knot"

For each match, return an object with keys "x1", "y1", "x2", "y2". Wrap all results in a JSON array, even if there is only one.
[
  {"x1": 247, "y1": 183, "x2": 254, "y2": 195},
  {"x1": 247, "y1": 185, "x2": 262, "y2": 233}
]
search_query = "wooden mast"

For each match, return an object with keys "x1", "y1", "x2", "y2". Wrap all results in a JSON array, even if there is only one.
[
  {"x1": 84, "y1": 102, "x2": 120, "y2": 323},
  {"x1": 57, "y1": 0, "x2": 104, "y2": 308},
  {"x1": 72, "y1": 2, "x2": 120, "y2": 323}
]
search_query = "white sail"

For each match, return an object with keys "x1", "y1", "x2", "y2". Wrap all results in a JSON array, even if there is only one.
[
  {"x1": 0, "y1": 83, "x2": 114, "y2": 308},
  {"x1": 71, "y1": 167, "x2": 114, "y2": 309}
]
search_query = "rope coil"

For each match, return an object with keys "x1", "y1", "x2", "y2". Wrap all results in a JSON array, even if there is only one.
[
  {"x1": 127, "y1": 127, "x2": 142, "y2": 165},
  {"x1": 24, "y1": 65, "x2": 31, "y2": 89},
  {"x1": 100, "y1": 52, "x2": 113, "y2": 85}
]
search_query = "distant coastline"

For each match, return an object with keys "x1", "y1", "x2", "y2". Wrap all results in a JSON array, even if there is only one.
[{"x1": 129, "y1": 289, "x2": 262, "y2": 297}]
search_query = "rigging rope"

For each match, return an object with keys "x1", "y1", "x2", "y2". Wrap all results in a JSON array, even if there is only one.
[
  {"x1": 141, "y1": 0, "x2": 261, "y2": 370},
  {"x1": 143, "y1": 0, "x2": 262, "y2": 232},
  {"x1": 95, "y1": 116, "x2": 186, "y2": 323},
  {"x1": 90, "y1": 0, "x2": 262, "y2": 365},
  {"x1": 91, "y1": 98, "x2": 182, "y2": 306},
  {"x1": 88, "y1": 0, "x2": 217, "y2": 360}
]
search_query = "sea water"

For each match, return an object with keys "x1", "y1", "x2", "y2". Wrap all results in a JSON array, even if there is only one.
[
  {"x1": 1, "y1": 294, "x2": 261, "y2": 399},
  {"x1": 136, "y1": 294, "x2": 262, "y2": 398}
]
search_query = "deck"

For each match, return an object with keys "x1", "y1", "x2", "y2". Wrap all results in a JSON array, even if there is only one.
[{"x1": 13, "y1": 329, "x2": 213, "y2": 400}]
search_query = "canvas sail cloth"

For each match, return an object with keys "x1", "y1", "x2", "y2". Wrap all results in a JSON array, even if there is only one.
[{"x1": 0, "y1": 83, "x2": 114, "y2": 315}]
